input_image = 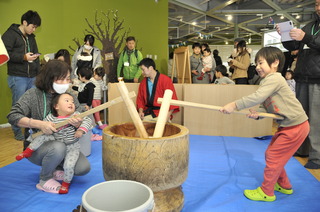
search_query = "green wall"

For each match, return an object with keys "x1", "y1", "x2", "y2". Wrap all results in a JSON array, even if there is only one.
[{"x1": 0, "y1": 0, "x2": 168, "y2": 124}]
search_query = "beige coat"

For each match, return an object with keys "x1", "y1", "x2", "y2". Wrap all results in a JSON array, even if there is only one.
[{"x1": 231, "y1": 52, "x2": 250, "y2": 80}]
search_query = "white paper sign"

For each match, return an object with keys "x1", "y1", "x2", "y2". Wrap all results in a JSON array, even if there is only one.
[{"x1": 278, "y1": 21, "x2": 294, "y2": 42}]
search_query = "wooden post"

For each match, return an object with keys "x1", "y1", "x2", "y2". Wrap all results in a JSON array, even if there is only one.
[
  {"x1": 153, "y1": 89, "x2": 173, "y2": 138},
  {"x1": 172, "y1": 46, "x2": 191, "y2": 84},
  {"x1": 117, "y1": 81, "x2": 148, "y2": 138}
]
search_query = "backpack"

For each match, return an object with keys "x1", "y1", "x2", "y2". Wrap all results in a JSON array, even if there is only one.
[
  {"x1": 120, "y1": 49, "x2": 139, "y2": 78},
  {"x1": 247, "y1": 64, "x2": 257, "y2": 80}
]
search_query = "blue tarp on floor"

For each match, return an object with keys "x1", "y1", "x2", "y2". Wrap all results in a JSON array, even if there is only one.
[{"x1": 1, "y1": 135, "x2": 319, "y2": 212}]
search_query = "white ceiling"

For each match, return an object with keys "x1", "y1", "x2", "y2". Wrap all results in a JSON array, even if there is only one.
[{"x1": 169, "y1": 0, "x2": 315, "y2": 45}]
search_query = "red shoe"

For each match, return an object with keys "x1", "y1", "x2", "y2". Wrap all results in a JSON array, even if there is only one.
[
  {"x1": 16, "y1": 148, "x2": 34, "y2": 161},
  {"x1": 59, "y1": 181, "x2": 70, "y2": 194}
]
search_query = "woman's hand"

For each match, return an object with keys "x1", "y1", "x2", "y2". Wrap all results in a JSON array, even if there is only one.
[
  {"x1": 220, "y1": 102, "x2": 237, "y2": 114},
  {"x1": 40, "y1": 121, "x2": 57, "y2": 135},
  {"x1": 68, "y1": 116, "x2": 83, "y2": 128}
]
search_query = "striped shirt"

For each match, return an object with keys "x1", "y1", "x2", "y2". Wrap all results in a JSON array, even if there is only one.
[
  {"x1": 44, "y1": 111, "x2": 92, "y2": 145},
  {"x1": 90, "y1": 78, "x2": 104, "y2": 99}
]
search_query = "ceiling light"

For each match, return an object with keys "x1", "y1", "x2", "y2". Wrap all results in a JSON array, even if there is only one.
[
  {"x1": 225, "y1": 41, "x2": 229, "y2": 45},
  {"x1": 225, "y1": 15, "x2": 232, "y2": 21},
  {"x1": 292, "y1": 13, "x2": 300, "y2": 19},
  {"x1": 192, "y1": 21, "x2": 197, "y2": 26},
  {"x1": 277, "y1": 14, "x2": 284, "y2": 19},
  {"x1": 256, "y1": 14, "x2": 263, "y2": 19}
]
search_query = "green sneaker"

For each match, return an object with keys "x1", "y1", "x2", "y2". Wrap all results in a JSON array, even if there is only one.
[
  {"x1": 274, "y1": 183, "x2": 293, "y2": 194},
  {"x1": 244, "y1": 187, "x2": 276, "y2": 202}
]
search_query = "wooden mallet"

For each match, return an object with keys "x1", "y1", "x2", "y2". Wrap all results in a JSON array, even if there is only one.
[
  {"x1": 117, "y1": 80, "x2": 148, "y2": 138},
  {"x1": 153, "y1": 89, "x2": 173, "y2": 138},
  {"x1": 30, "y1": 91, "x2": 136, "y2": 139},
  {"x1": 157, "y1": 98, "x2": 284, "y2": 120}
]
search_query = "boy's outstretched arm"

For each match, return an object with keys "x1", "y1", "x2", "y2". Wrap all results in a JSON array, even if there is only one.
[{"x1": 220, "y1": 102, "x2": 237, "y2": 114}]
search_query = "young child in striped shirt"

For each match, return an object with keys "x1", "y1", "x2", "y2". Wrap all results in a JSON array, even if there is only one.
[{"x1": 90, "y1": 67, "x2": 107, "y2": 129}]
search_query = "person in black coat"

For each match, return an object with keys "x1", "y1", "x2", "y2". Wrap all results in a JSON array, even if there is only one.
[
  {"x1": 2, "y1": 10, "x2": 42, "y2": 141},
  {"x1": 213, "y1": 49, "x2": 222, "y2": 66}
]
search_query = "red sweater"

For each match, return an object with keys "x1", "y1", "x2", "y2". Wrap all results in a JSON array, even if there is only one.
[{"x1": 136, "y1": 72, "x2": 179, "y2": 118}]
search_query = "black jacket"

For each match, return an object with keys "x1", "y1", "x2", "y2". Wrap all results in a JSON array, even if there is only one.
[
  {"x1": 72, "y1": 82, "x2": 96, "y2": 107},
  {"x1": 282, "y1": 13, "x2": 320, "y2": 84},
  {"x1": 2, "y1": 24, "x2": 40, "y2": 77}
]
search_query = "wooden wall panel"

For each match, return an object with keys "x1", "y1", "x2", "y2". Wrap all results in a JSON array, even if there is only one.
[
  {"x1": 108, "y1": 83, "x2": 272, "y2": 137},
  {"x1": 183, "y1": 84, "x2": 272, "y2": 137}
]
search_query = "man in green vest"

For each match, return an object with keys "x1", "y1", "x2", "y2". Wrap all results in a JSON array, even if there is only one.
[{"x1": 117, "y1": 36, "x2": 143, "y2": 83}]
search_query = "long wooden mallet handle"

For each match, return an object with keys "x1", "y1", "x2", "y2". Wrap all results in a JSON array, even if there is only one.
[
  {"x1": 31, "y1": 91, "x2": 136, "y2": 139},
  {"x1": 117, "y1": 81, "x2": 148, "y2": 138},
  {"x1": 153, "y1": 89, "x2": 173, "y2": 138},
  {"x1": 157, "y1": 98, "x2": 284, "y2": 120}
]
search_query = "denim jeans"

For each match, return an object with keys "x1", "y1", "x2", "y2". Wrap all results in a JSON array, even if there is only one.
[
  {"x1": 7, "y1": 75, "x2": 36, "y2": 105},
  {"x1": 7, "y1": 75, "x2": 36, "y2": 131}
]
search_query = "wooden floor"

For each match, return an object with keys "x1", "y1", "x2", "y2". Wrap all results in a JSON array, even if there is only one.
[
  {"x1": 0, "y1": 127, "x2": 24, "y2": 167},
  {"x1": 0, "y1": 123, "x2": 319, "y2": 181}
]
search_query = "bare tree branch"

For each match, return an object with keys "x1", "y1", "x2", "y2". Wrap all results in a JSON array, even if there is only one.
[{"x1": 70, "y1": 9, "x2": 131, "y2": 82}]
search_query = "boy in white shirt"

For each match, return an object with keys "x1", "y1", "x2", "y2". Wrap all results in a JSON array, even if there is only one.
[{"x1": 214, "y1": 65, "x2": 235, "y2": 85}]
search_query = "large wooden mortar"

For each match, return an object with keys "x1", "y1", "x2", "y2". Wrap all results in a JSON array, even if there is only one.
[{"x1": 102, "y1": 122, "x2": 189, "y2": 212}]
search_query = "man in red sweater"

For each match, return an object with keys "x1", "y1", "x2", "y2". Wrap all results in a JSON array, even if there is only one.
[{"x1": 136, "y1": 58, "x2": 179, "y2": 121}]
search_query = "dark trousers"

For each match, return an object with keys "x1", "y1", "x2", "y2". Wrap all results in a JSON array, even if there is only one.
[{"x1": 234, "y1": 78, "x2": 248, "y2": 84}]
